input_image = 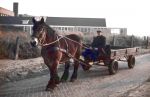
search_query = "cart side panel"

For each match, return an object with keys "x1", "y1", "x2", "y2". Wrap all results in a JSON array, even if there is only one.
[
  {"x1": 111, "y1": 47, "x2": 138, "y2": 60},
  {"x1": 126, "y1": 48, "x2": 138, "y2": 55}
]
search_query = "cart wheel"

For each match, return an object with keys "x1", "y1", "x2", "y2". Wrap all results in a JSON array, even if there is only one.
[
  {"x1": 128, "y1": 55, "x2": 135, "y2": 69},
  {"x1": 108, "y1": 60, "x2": 118, "y2": 75}
]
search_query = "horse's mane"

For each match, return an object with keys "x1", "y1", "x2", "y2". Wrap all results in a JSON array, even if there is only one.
[{"x1": 43, "y1": 23, "x2": 56, "y2": 36}]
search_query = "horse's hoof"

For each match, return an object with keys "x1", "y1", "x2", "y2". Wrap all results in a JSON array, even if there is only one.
[
  {"x1": 55, "y1": 80, "x2": 60, "y2": 84},
  {"x1": 60, "y1": 76, "x2": 68, "y2": 82},
  {"x1": 46, "y1": 83, "x2": 57, "y2": 91},
  {"x1": 45, "y1": 85, "x2": 57, "y2": 92},
  {"x1": 60, "y1": 73, "x2": 69, "y2": 83},
  {"x1": 70, "y1": 79, "x2": 76, "y2": 82},
  {"x1": 45, "y1": 87, "x2": 54, "y2": 92},
  {"x1": 60, "y1": 79, "x2": 67, "y2": 83}
]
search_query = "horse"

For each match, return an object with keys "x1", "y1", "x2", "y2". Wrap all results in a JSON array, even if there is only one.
[{"x1": 30, "y1": 17, "x2": 83, "y2": 91}]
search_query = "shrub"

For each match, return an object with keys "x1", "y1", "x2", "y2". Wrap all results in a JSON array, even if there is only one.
[{"x1": 0, "y1": 26, "x2": 41, "y2": 59}]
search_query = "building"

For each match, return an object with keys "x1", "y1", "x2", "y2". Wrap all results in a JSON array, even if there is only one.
[
  {"x1": 0, "y1": 16, "x2": 127, "y2": 36},
  {"x1": 0, "y1": 2, "x2": 18, "y2": 17},
  {"x1": 0, "y1": 16, "x2": 112, "y2": 35},
  {"x1": 0, "y1": 7, "x2": 14, "y2": 16},
  {"x1": 13, "y1": 2, "x2": 18, "y2": 16},
  {"x1": 0, "y1": 2, "x2": 127, "y2": 36}
]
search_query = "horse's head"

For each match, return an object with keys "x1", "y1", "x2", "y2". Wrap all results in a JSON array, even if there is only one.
[
  {"x1": 30, "y1": 17, "x2": 47, "y2": 47},
  {"x1": 31, "y1": 17, "x2": 56, "y2": 47}
]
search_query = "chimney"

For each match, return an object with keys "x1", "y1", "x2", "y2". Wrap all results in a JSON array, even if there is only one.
[{"x1": 13, "y1": 2, "x2": 18, "y2": 16}]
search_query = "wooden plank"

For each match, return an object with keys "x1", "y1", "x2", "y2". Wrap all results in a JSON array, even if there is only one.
[
  {"x1": 14, "y1": 37, "x2": 20, "y2": 60},
  {"x1": 111, "y1": 47, "x2": 138, "y2": 60},
  {"x1": 126, "y1": 48, "x2": 137, "y2": 54}
]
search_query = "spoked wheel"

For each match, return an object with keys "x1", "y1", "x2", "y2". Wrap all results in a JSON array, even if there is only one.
[
  {"x1": 108, "y1": 60, "x2": 118, "y2": 75},
  {"x1": 128, "y1": 55, "x2": 135, "y2": 69}
]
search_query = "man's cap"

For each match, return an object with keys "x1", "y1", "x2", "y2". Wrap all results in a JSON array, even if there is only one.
[{"x1": 97, "y1": 30, "x2": 102, "y2": 33}]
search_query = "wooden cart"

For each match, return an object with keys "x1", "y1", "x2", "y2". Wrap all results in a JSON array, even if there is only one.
[{"x1": 80, "y1": 47, "x2": 139, "y2": 75}]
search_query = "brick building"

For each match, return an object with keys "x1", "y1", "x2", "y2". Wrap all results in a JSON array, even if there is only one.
[{"x1": 0, "y1": 7, "x2": 14, "y2": 16}]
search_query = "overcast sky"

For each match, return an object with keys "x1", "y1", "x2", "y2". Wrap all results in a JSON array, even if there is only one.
[{"x1": 0, "y1": 0, "x2": 150, "y2": 36}]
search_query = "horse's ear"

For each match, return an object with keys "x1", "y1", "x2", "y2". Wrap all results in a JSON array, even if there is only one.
[
  {"x1": 32, "y1": 17, "x2": 36, "y2": 24},
  {"x1": 40, "y1": 17, "x2": 44, "y2": 23}
]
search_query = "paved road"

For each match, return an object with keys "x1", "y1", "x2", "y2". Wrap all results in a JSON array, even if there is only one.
[{"x1": 0, "y1": 54, "x2": 150, "y2": 97}]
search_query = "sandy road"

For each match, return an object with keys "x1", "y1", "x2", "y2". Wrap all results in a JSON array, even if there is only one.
[{"x1": 0, "y1": 54, "x2": 150, "y2": 97}]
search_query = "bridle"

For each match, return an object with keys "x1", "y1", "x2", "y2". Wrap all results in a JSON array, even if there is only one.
[
  {"x1": 38, "y1": 28, "x2": 46, "y2": 45},
  {"x1": 34, "y1": 27, "x2": 68, "y2": 52},
  {"x1": 33, "y1": 26, "x2": 63, "y2": 47}
]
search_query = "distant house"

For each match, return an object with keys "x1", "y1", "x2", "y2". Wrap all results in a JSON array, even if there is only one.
[
  {"x1": 0, "y1": 2, "x2": 127, "y2": 36},
  {"x1": 0, "y1": 7, "x2": 14, "y2": 16},
  {"x1": 0, "y1": 16, "x2": 112, "y2": 36},
  {"x1": 0, "y1": 16, "x2": 106, "y2": 26}
]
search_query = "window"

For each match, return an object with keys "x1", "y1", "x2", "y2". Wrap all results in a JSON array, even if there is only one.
[
  {"x1": 77, "y1": 27, "x2": 81, "y2": 31},
  {"x1": 62, "y1": 27, "x2": 64, "y2": 31},
  {"x1": 81, "y1": 27, "x2": 88, "y2": 32},
  {"x1": 81, "y1": 28, "x2": 84, "y2": 32},
  {"x1": 84, "y1": 28, "x2": 87, "y2": 32},
  {"x1": 68, "y1": 27, "x2": 73, "y2": 31},
  {"x1": 65, "y1": 27, "x2": 68, "y2": 31},
  {"x1": 88, "y1": 28, "x2": 91, "y2": 32},
  {"x1": 58, "y1": 27, "x2": 61, "y2": 30}
]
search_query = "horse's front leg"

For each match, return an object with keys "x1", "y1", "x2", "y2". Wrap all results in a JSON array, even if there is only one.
[
  {"x1": 61, "y1": 61, "x2": 70, "y2": 82},
  {"x1": 46, "y1": 60, "x2": 60, "y2": 91}
]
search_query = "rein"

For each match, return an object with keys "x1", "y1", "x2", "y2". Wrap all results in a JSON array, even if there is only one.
[
  {"x1": 39, "y1": 31, "x2": 90, "y2": 67},
  {"x1": 40, "y1": 32, "x2": 89, "y2": 49},
  {"x1": 63, "y1": 36, "x2": 89, "y2": 49},
  {"x1": 40, "y1": 35, "x2": 64, "y2": 47}
]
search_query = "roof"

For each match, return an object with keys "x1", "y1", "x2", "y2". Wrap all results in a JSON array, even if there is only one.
[
  {"x1": 0, "y1": 16, "x2": 32, "y2": 25},
  {"x1": 46, "y1": 17, "x2": 106, "y2": 27},
  {"x1": 0, "y1": 16, "x2": 106, "y2": 27}
]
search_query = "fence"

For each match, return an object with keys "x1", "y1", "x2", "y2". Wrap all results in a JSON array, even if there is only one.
[{"x1": 108, "y1": 35, "x2": 150, "y2": 48}]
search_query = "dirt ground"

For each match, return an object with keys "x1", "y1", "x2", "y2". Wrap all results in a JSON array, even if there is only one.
[
  {"x1": 0, "y1": 49, "x2": 150, "y2": 96},
  {"x1": 124, "y1": 81, "x2": 150, "y2": 97},
  {"x1": 0, "y1": 57, "x2": 47, "y2": 84}
]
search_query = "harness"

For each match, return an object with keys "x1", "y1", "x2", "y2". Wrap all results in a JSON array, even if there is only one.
[
  {"x1": 39, "y1": 32, "x2": 88, "y2": 53},
  {"x1": 38, "y1": 32, "x2": 90, "y2": 66}
]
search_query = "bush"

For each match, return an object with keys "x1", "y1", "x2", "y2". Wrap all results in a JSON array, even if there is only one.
[{"x1": 0, "y1": 26, "x2": 41, "y2": 59}]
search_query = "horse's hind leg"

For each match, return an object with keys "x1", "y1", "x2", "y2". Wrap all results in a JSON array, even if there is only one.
[
  {"x1": 70, "y1": 53, "x2": 80, "y2": 82},
  {"x1": 60, "y1": 61, "x2": 70, "y2": 82},
  {"x1": 70, "y1": 60, "x2": 79, "y2": 82}
]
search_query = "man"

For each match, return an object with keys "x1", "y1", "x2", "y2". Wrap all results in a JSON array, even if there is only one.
[
  {"x1": 90, "y1": 30, "x2": 106, "y2": 61},
  {"x1": 91, "y1": 30, "x2": 106, "y2": 48}
]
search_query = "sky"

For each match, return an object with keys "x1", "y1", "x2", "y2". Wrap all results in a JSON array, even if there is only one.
[{"x1": 0, "y1": 0, "x2": 150, "y2": 36}]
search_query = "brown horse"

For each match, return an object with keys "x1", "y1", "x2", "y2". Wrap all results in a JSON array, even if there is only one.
[{"x1": 30, "y1": 17, "x2": 83, "y2": 91}]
